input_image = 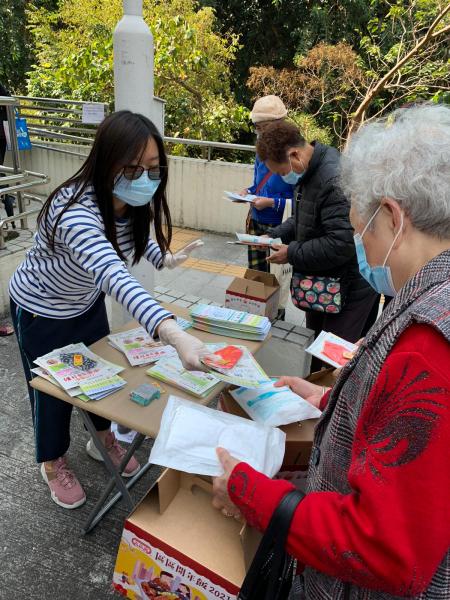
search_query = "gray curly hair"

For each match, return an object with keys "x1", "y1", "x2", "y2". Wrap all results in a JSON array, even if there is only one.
[{"x1": 341, "y1": 104, "x2": 450, "y2": 239}]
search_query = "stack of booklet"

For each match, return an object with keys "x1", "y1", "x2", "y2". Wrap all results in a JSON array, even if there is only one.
[
  {"x1": 189, "y1": 304, "x2": 271, "y2": 341},
  {"x1": 32, "y1": 343, "x2": 126, "y2": 402},
  {"x1": 146, "y1": 357, "x2": 221, "y2": 398},
  {"x1": 108, "y1": 327, "x2": 176, "y2": 367}
]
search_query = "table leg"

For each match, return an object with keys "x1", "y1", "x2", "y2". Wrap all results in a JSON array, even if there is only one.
[
  {"x1": 79, "y1": 409, "x2": 145, "y2": 530},
  {"x1": 83, "y1": 461, "x2": 153, "y2": 534}
]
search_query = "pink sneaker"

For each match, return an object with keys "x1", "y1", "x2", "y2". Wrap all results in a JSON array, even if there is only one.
[
  {"x1": 86, "y1": 432, "x2": 140, "y2": 477},
  {"x1": 40, "y1": 457, "x2": 86, "y2": 509}
]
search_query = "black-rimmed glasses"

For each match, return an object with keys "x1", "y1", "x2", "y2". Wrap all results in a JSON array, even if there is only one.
[{"x1": 122, "y1": 165, "x2": 168, "y2": 181}]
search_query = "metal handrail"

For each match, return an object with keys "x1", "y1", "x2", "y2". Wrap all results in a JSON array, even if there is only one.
[
  {"x1": 28, "y1": 127, "x2": 94, "y2": 144},
  {"x1": 164, "y1": 136, "x2": 255, "y2": 153},
  {"x1": 0, "y1": 206, "x2": 43, "y2": 250},
  {"x1": 0, "y1": 96, "x2": 50, "y2": 250},
  {"x1": 31, "y1": 142, "x2": 89, "y2": 158},
  {"x1": 15, "y1": 95, "x2": 108, "y2": 107},
  {"x1": 15, "y1": 95, "x2": 255, "y2": 158}
]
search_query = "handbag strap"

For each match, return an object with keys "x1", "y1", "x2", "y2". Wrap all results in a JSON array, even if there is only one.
[
  {"x1": 239, "y1": 489, "x2": 305, "y2": 600},
  {"x1": 245, "y1": 171, "x2": 273, "y2": 233},
  {"x1": 254, "y1": 170, "x2": 272, "y2": 195}
]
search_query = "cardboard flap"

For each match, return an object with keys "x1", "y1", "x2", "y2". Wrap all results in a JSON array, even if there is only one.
[
  {"x1": 227, "y1": 277, "x2": 266, "y2": 297},
  {"x1": 180, "y1": 472, "x2": 214, "y2": 496},
  {"x1": 244, "y1": 268, "x2": 279, "y2": 288},
  {"x1": 156, "y1": 468, "x2": 181, "y2": 514}
]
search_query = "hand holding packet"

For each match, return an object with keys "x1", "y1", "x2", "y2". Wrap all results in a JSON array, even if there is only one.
[
  {"x1": 201, "y1": 345, "x2": 243, "y2": 371},
  {"x1": 305, "y1": 331, "x2": 359, "y2": 369},
  {"x1": 230, "y1": 379, "x2": 322, "y2": 427},
  {"x1": 149, "y1": 396, "x2": 286, "y2": 477}
]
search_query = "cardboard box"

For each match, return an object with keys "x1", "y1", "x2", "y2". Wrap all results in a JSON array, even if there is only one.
[
  {"x1": 225, "y1": 269, "x2": 280, "y2": 321},
  {"x1": 113, "y1": 469, "x2": 260, "y2": 600},
  {"x1": 219, "y1": 369, "x2": 336, "y2": 469}
]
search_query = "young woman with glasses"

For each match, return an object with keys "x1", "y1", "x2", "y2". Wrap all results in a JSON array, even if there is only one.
[{"x1": 9, "y1": 110, "x2": 211, "y2": 509}]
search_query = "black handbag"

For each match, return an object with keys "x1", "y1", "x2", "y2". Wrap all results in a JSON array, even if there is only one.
[
  {"x1": 238, "y1": 489, "x2": 305, "y2": 600},
  {"x1": 291, "y1": 273, "x2": 346, "y2": 314}
]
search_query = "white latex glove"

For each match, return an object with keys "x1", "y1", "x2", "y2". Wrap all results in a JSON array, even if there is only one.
[
  {"x1": 157, "y1": 318, "x2": 214, "y2": 371},
  {"x1": 163, "y1": 239, "x2": 204, "y2": 269}
]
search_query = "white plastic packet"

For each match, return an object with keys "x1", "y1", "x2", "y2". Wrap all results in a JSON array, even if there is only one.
[
  {"x1": 230, "y1": 380, "x2": 322, "y2": 427},
  {"x1": 149, "y1": 396, "x2": 286, "y2": 477}
]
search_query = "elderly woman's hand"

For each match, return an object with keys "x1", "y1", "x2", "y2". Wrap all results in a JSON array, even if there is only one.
[
  {"x1": 274, "y1": 376, "x2": 326, "y2": 409},
  {"x1": 212, "y1": 448, "x2": 242, "y2": 519},
  {"x1": 332, "y1": 337, "x2": 364, "y2": 377}
]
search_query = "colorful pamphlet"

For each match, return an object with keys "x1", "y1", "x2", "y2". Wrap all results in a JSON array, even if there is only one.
[
  {"x1": 305, "y1": 331, "x2": 358, "y2": 369},
  {"x1": 79, "y1": 373, "x2": 126, "y2": 399},
  {"x1": 146, "y1": 357, "x2": 221, "y2": 398},
  {"x1": 108, "y1": 327, "x2": 176, "y2": 366},
  {"x1": 203, "y1": 343, "x2": 270, "y2": 388},
  {"x1": 190, "y1": 304, "x2": 271, "y2": 341},
  {"x1": 31, "y1": 366, "x2": 91, "y2": 402},
  {"x1": 34, "y1": 343, "x2": 125, "y2": 401}
]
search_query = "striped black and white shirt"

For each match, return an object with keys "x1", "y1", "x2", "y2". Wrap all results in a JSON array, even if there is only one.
[{"x1": 9, "y1": 184, "x2": 172, "y2": 337}]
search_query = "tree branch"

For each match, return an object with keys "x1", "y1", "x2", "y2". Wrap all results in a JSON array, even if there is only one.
[{"x1": 348, "y1": 3, "x2": 450, "y2": 137}]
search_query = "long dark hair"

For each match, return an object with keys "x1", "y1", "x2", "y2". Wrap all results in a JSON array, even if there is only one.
[{"x1": 38, "y1": 110, "x2": 172, "y2": 265}]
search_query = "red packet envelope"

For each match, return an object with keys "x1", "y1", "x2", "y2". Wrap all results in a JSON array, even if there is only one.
[
  {"x1": 322, "y1": 341, "x2": 350, "y2": 367},
  {"x1": 203, "y1": 346, "x2": 243, "y2": 370}
]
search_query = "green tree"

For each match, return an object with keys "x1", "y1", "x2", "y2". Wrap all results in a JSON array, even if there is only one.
[
  {"x1": 0, "y1": 0, "x2": 59, "y2": 92},
  {"x1": 247, "y1": 42, "x2": 366, "y2": 142},
  {"x1": 200, "y1": 0, "x2": 374, "y2": 105},
  {"x1": 26, "y1": 0, "x2": 249, "y2": 145},
  {"x1": 247, "y1": 0, "x2": 450, "y2": 143},
  {"x1": 348, "y1": 0, "x2": 450, "y2": 135},
  {"x1": 0, "y1": 0, "x2": 30, "y2": 91}
]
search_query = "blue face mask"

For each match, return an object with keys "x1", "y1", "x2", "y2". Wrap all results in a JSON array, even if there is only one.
[
  {"x1": 354, "y1": 206, "x2": 403, "y2": 297},
  {"x1": 281, "y1": 154, "x2": 304, "y2": 185},
  {"x1": 113, "y1": 171, "x2": 161, "y2": 207}
]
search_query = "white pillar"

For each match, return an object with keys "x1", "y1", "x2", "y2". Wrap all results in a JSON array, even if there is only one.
[{"x1": 111, "y1": 0, "x2": 163, "y2": 328}]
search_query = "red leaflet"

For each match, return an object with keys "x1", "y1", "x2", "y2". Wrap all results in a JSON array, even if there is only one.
[
  {"x1": 322, "y1": 341, "x2": 349, "y2": 366},
  {"x1": 203, "y1": 345, "x2": 243, "y2": 370}
]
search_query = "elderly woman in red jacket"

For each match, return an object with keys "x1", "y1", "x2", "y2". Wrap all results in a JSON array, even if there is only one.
[{"x1": 212, "y1": 104, "x2": 450, "y2": 599}]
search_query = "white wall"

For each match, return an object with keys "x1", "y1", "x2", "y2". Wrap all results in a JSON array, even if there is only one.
[
  {"x1": 166, "y1": 155, "x2": 253, "y2": 233},
  {"x1": 14, "y1": 143, "x2": 254, "y2": 234}
]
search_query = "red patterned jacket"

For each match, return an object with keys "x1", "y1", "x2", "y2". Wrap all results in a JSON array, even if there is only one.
[{"x1": 229, "y1": 251, "x2": 450, "y2": 599}]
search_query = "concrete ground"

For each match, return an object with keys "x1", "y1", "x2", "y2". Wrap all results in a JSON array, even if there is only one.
[{"x1": 0, "y1": 227, "x2": 312, "y2": 599}]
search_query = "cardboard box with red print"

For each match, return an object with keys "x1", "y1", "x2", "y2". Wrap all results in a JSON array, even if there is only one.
[
  {"x1": 225, "y1": 269, "x2": 280, "y2": 321},
  {"x1": 113, "y1": 469, "x2": 260, "y2": 600}
]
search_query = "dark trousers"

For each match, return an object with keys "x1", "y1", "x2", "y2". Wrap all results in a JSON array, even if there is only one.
[
  {"x1": 305, "y1": 286, "x2": 377, "y2": 373},
  {"x1": 10, "y1": 294, "x2": 111, "y2": 463}
]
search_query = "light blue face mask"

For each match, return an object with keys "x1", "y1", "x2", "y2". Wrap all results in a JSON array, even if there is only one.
[
  {"x1": 281, "y1": 154, "x2": 304, "y2": 185},
  {"x1": 354, "y1": 206, "x2": 403, "y2": 297},
  {"x1": 113, "y1": 171, "x2": 161, "y2": 207}
]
